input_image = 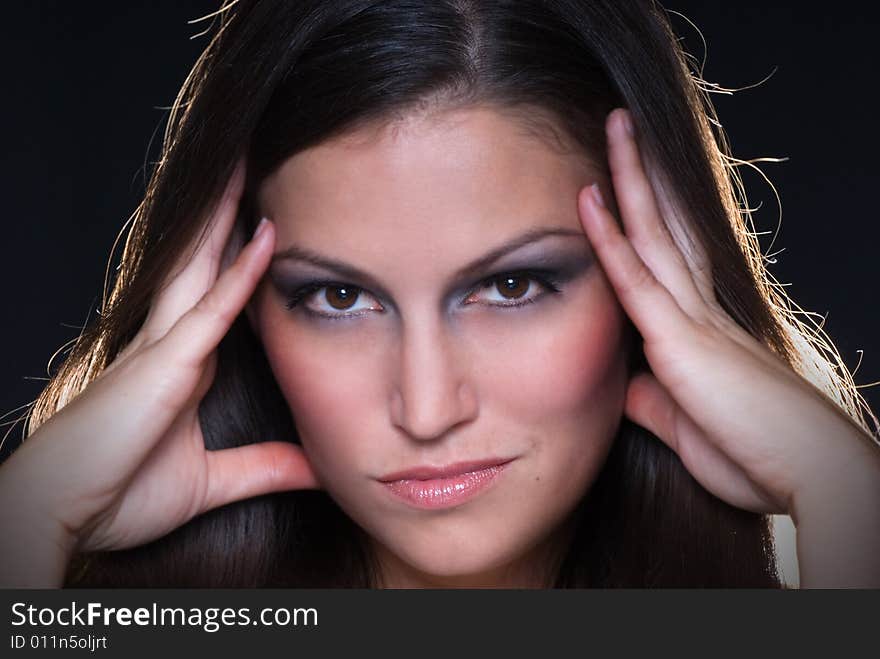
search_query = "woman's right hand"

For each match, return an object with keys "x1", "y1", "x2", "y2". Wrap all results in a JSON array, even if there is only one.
[{"x1": 0, "y1": 160, "x2": 319, "y2": 586}]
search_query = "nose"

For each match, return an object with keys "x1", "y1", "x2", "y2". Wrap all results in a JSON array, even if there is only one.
[{"x1": 389, "y1": 319, "x2": 478, "y2": 442}]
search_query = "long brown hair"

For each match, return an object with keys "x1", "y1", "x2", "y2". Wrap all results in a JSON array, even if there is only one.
[{"x1": 23, "y1": 0, "x2": 876, "y2": 587}]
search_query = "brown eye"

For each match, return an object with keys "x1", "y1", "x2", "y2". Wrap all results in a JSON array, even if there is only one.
[
  {"x1": 325, "y1": 286, "x2": 360, "y2": 310},
  {"x1": 285, "y1": 280, "x2": 384, "y2": 319},
  {"x1": 495, "y1": 275, "x2": 529, "y2": 299},
  {"x1": 463, "y1": 271, "x2": 559, "y2": 308}
]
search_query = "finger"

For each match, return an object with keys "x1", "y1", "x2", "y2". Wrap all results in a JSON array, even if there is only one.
[
  {"x1": 605, "y1": 109, "x2": 712, "y2": 316},
  {"x1": 652, "y1": 181, "x2": 716, "y2": 307},
  {"x1": 202, "y1": 441, "x2": 321, "y2": 513},
  {"x1": 142, "y1": 158, "x2": 247, "y2": 340},
  {"x1": 156, "y1": 218, "x2": 274, "y2": 372},
  {"x1": 625, "y1": 371, "x2": 779, "y2": 513},
  {"x1": 578, "y1": 182, "x2": 692, "y2": 347}
]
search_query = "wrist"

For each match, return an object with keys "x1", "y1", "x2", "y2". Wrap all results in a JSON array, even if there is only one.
[
  {"x1": 789, "y1": 430, "x2": 880, "y2": 527},
  {"x1": 788, "y1": 436, "x2": 880, "y2": 588},
  {"x1": 0, "y1": 465, "x2": 78, "y2": 588}
]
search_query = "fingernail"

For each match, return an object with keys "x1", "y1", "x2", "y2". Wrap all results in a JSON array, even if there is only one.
[
  {"x1": 621, "y1": 110, "x2": 634, "y2": 137},
  {"x1": 590, "y1": 183, "x2": 605, "y2": 209},
  {"x1": 253, "y1": 217, "x2": 270, "y2": 240}
]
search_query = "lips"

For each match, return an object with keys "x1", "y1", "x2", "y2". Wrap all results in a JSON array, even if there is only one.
[
  {"x1": 378, "y1": 457, "x2": 515, "y2": 482},
  {"x1": 378, "y1": 457, "x2": 515, "y2": 510}
]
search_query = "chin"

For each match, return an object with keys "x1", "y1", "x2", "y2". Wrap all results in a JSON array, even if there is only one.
[
  {"x1": 409, "y1": 540, "x2": 507, "y2": 576},
  {"x1": 369, "y1": 519, "x2": 557, "y2": 588}
]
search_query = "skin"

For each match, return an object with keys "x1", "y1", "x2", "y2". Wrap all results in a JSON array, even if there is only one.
[
  {"x1": 0, "y1": 107, "x2": 877, "y2": 588},
  {"x1": 250, "y1": 105, "x2": 630, "y2": 588}
]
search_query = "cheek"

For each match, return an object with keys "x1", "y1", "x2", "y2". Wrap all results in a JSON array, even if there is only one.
[
  {"x1": 471, "y1": 286, "x2": 628, "y2": 424},
  {"x1": 256, "y1": 316, "x2": 386, "y2": 478},
  {"x1": 463, "y1": 284, "x2": 628, "y2": 521}
]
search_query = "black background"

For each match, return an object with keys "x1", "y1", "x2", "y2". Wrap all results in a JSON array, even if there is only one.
[{"x1": 2, "y1": 2, "x2": 879, "y2": 460}]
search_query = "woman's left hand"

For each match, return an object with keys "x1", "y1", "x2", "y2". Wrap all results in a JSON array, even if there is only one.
[{"x1": 577, "y1": 108, "x2": 880, "y2": 527}]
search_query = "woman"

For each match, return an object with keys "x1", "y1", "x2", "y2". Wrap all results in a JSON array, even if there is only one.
[{"x1": 0, "y1": 0, "x2": 877, "y2": 588}]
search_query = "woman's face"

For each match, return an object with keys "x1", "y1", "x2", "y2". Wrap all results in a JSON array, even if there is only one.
[{"x1": 250, "y1": 105, "x2": 630, "y2": 587}]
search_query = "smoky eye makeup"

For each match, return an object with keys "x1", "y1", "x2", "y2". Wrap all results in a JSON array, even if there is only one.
[{"x1": 268, "y1": 247, "x2": 594, "y2": 321}]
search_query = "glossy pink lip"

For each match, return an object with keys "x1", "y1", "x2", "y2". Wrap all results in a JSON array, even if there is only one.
[{"x1": 378, "y1": 458, "x2": 515, "y2": 510}]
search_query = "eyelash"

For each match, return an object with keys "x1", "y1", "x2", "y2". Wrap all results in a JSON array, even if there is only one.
[{"x1": 283, "y1": 269, "x2": 563, "y2": 321}]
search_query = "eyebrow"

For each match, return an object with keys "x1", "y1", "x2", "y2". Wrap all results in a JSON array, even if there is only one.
[{"x1": 270, "y1": 226, "x2": 586, "y2": 293}]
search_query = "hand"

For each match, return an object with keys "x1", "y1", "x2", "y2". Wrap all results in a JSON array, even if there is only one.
[
  {"x1": 577, "y1": 108, "x2": 880, "y2": 523},
  {"x1": 0, "y1": 160, "x2": 319, "y2": 575}
]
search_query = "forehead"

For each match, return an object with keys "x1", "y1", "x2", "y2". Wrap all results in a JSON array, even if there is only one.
[{"x1": 258, "y1": 105, "x2": 600, "y2": 259}]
